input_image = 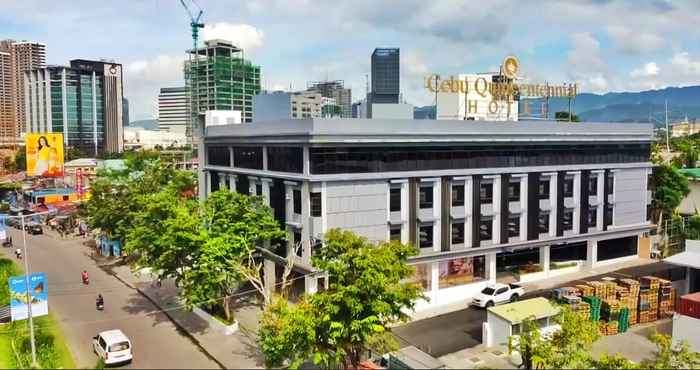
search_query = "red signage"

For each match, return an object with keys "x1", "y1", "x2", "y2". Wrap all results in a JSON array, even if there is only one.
[{"x1": 76, "y1": 168, "x2": 83, "y2": 199}]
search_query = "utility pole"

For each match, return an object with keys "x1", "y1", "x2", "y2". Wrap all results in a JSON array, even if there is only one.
[
  {"x1": 20, "y1": 215, "x2": 36, "y2": 367},
  {"x1": 665, "y1": 99, "x2": 670, "y2": 152}
]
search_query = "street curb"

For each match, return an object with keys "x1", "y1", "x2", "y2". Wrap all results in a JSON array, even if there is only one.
[{"x1": 108, "y1": 270, "x2": 227, "y2": 370}]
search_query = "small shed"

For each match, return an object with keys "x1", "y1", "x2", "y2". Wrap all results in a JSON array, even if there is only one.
[
  {"x1": 387, "y1": 346, "x2": 444, "y2": 370},
  {"x1": 484, "y1": 297, "x2": 560, "y2": 348},
  {"x1": 673, "y1": 292, "x2": 700, "y2": 352}
]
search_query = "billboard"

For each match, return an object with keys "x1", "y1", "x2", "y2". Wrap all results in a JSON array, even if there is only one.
[
  {"x1": 26, "y1": 133, "x2": 64, "y2": 177},
  {"x1": 9, "y1": 272, "x2": 48, "y2": 321}
]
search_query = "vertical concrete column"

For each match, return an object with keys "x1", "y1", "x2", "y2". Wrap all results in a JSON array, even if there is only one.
[
  {"x1": 549, "y1": 173, "x2": 557, "y2": 237},
  {"x1": 261, "y1": 178, "x2": 272, "y2": 205},
  {"x1": 262, "y1": 146, "x2": 268, "y2": 170},
  {"x1": 540, "y1": 245, "x2": 551, "y2": 276},
  {"x1": 228, "y1": 146, "x2": 234, "y2": 167},
  {"x1": 401, "y1": 181, "x2": 410, "y2": 243},
  {"x1": 301, "y1": 181, "x2": 311, "y2": 261},
  {"x1": 263, "y1": 259, "x2": 276, "y2": 296},
  {"x1": 520, "y1": 176, "x2": 528, "y2": 241},
  {"x1": 228, "y1": 175, "x2": 237, "y2": 192},
  {"x1": 305, "y1": 274, "x2": 318, "y2": 295},
  {"x1": 433, "y1": 181, "x2": 441, "y2": 252},
  {"x1": 430, "y1": 262, "x2": 440, "y2": 302},
  {"x1": 487, "y1": 252, "x2": 497, "y2": 283},
  {"x1": 218, "y1": 173, "x2": 226, "y2": 190},
  {"x1": 492, "y1": 175, "x2": 502, "y2": 244},
  {"x1": 573, "y1": 172, "x2": 581, "y2": 234},
  {"x1": 586, "y1": 240, "x2": 598, "y2": 267},
  {"x1": 204, "y1": 171, "x2": 211, "y2": 198},
  {"x1": 465, "y1": 177, "x2": 473, "y2": 247}
]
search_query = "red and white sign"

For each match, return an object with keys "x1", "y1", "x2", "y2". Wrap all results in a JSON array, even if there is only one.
[{"x1": 76, "y1": 168, "x2": 83, "y2": 199}]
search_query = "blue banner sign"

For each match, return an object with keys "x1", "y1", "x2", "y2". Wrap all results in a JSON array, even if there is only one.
[{"x1": 9, "y1": 272, "x2": 48, "y2": 321}]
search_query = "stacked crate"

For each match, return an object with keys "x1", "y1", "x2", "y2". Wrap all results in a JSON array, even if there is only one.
[
  {"x1": 598, "y1": 320, "x2": 619, "y2": 336},
  {"x1": 601, "y1": 299, "x2": 621, "y2": 322},
  {"x1": 577, "y1": 284, "x2": 594, "y2": 297},
  {"x1": 590, "y1": 280, "x2": 617, "y2": 301},
  {"x1": 582, "y1": 296, "x2": 601, "y2": 322},
  {"x1": 571, "y1": 300, "x2": 591, "y2": 321},
  {"x1": 618, "y1": 307, "x2": 630, "y2": 333},
  {"x1": 638, "y1": 276, "x2": 660, "y2": 324},
  {"x1": 618, "y1": 279, "x2": 640, "y2": 325},
  {"x1": 657, "y1": 278, "x2": 675, "y2": 319}
]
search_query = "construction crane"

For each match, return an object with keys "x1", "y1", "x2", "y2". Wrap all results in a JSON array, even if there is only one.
[{"x1": 179, "y1": 0, "x2": 204, "y2": 152}]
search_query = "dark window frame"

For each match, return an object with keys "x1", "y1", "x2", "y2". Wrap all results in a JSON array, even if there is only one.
[
  {"x1": 419, "y1": 185, "x2": 434, "y2": 209},
  {"x1": 451, "y1": 222, "x2": 465, "y2": 245},
  {"x1": 589, "y1": 176, "x2": 598, "y2": 196},
  {"x1": 508, "y1": 181, "x2": 521, "y2": 202},
  {"x1": 480, "y1": 182, "x2": 493, "y2": 204},
  {"x1": 310, "y1": 192, "x2": 322, "y2": 217},
  {"x1": 538, "y1": 179, "x2": 550, "y2": 199},
  {"x1": 293, "y1": 189, "x2": 302, "y2": 214},
  {"x1": 389, "y1": 225, "x2": 401, "y2": 241},
  {"x1": 452, "y1": 184, "x2": 465, "y2": 207},
  {"x1": 507, "y1": 214, "x2": 520, "y2": 238},
  {"x1": 390, "y1": 187, "x2": 401, "y2": 212},
  {"x1": 563, "y1": 177, "x2": 574, "y2": 197},
  {"x1": 538, "y1": 212, "x2": 550, "y2": 234},
  {"x1": 563, "y1": 208, "x2": 574, "y2": 231},
  {"x1": 479, "y1": 216, "x2": 493, "y2": 242},
  {"x1": 419, "y1": 224, "x2": 433, "y2": 249},
  {"x1": 267, "y1": 146, "x2": 303, "y2": 173},
  {"x1": 588, "y1": 207, "x2": 598, "y2": 228}
]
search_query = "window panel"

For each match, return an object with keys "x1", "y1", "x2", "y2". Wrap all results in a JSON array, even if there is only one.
[
  {"x1": 310, "y1": 192, "x2": 321, "y2": 217},
  {"x1": 452, "y1": 184, "x2": 465, "y2": 207},
  {"x1": 390, "y1": 187, "x2": 401, "y2": 212},
  {"x1": 419, "y1": 185, "x2": 433, "y2": 209},
  {"x1": 508, "y1": 181, "x2": 521, "y2": 202},
  {"x1": 451, "y1": 222, "x2": 465, "y2": 245},
  {"x1": 419, "y1": 224, "x2": 433, "y2": 249},
  {"x1": 479, "y1": 217, "x2": 493, "y2": 242},
  {"x1": 480, "y1": 182, "x2": 493, "y2": 204}
]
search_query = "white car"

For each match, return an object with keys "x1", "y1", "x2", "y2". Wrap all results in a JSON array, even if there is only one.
[
  {"x1": 470, "y1": 283, "x2": 525, "y2": 308},
  {"x1": 93, "y1": 329, "x2": 133, "y2": 366}
]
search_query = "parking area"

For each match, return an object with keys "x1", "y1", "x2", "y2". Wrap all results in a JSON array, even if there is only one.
[{"x1": 392, "y1": 261, "x2": 679, "y2": 357}]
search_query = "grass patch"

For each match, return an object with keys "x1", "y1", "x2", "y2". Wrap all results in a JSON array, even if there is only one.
[{"x1": 550, "y1": 261, "x2": 578, "y2": 270}]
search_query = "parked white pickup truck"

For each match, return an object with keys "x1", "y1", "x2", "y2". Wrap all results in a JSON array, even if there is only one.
[{"x1": 470, "y1": 283, "x2": 525, "y2": 308}]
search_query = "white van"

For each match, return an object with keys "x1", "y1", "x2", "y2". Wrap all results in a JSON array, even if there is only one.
[{"x1": 93, "y1": 329, "x2": 133, "y2": 366}]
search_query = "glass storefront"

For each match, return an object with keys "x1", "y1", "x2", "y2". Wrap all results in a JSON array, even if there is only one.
[
  {"x1": 409, "y1": 263, "x2": 431, "y2": 291},
  {"x1": 438, "y1": 256, "x2": 486, "y2": 289}
]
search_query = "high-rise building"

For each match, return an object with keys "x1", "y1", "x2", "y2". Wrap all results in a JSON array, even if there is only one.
[
  {"x1": 253, "y1": 91, "x2": 341, "y2": 121},
  {"x1": 185, "y1": 39, "x2": 261, "y2": 127},
  {"x1": 158, "y1": 87, "x2": 189, "y2": 134},
  {"x1": 0, "y1": 50, "x2": 12, "y2": 143},
  {"x1": 370, "y1": 48, "x2": 399, "y2": 104},
  {"x1": 25, "y1": 59, "x2": 124, "y2": 155},
  {"x1": 306, "y1": 80, "x2": 352, "y2": 118},
  {"x1": 122, "y1": 97, "x2": 129, "y2": 128},
  {"x1": 0, "y1": 39, "x2": 46, "y2": 143}
]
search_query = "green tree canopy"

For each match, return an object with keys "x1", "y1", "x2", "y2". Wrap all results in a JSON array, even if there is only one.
[
  {"x1": 259, "y1": 229, "x2": 424, "y2": 369},
  {"x1": 651, "y1": 164, "x2": 689, "y2": 223},
  {"x1": 554, "y1": 111, "x2": 580, "y2": 122}
]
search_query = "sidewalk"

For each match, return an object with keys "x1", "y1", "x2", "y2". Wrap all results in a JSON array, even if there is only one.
[{"x1": 98, "y1": 259, "x2": 265, "y2": 369}]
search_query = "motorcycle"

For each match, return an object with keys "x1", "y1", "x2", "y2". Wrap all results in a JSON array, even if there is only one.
[
  {"x1": 96, "y1": 295, "x2": 104, "y2": 311},
  {"x1": 14, "y1": 248, "x2": 22, "y2": 259}
]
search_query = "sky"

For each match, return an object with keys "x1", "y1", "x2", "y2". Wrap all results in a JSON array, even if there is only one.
[{"x1": 2, "y1": 0, "x2": 700, "y2": 121}]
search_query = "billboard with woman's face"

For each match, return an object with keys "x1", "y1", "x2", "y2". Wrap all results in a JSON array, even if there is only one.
[{"x1": 26, "y1": 133, "x2": 64, "y2": 177}]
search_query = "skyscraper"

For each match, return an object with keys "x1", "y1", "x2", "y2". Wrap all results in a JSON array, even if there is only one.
[
  {"x1": 185, "y1": 39, "x2": 261, "y2": 128},
  {"x1": 25, "y1": 59, "x2": 124, "y2": 155},
  {"x1": 0, "y1": 50, "x2": 12, "y2": 143},
  {"x1": 0, "y1": 39, "x2": 46, "y2": 143},
  {"x1": 158, "y1": 87, "x2": 189, "y2": 134},
  {"x1": 370, "y1": 48, "x2": 399, "y2": 104},
  {"x1": 122, "y1": 97, "x2": 130, "y2": 128},
  {"x1": 306, "y1": 80, "x2": 352, "y2": 118}
]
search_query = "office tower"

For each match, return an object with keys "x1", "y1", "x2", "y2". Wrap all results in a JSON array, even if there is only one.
[
  {"x1": 158, "y1": 87, "x2": 189, "y2": 134},
  {"x1": 253, "y1": 91, "x2": 341, "y2": 121},
  {"x1": 0, "y1": 39, "x2": 46, "y2": 142},
  {"x1": 370, "y1": 48, "x2": 399, "y2": 104},
  {"x1": 25, "y1": 59, "x2": 124, "y2": 155},
  {"x1": 123, "y1": 97, "x2": 130, "y2": 128},
  {"x1": 185, "y1": 39, "x2": 261, "y2": 126},
  {"x1": 306, "y1": 80, "x2": 352, "y2": 118}
]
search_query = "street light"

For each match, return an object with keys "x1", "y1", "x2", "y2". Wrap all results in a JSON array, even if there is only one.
[{"x1": 5, "y1": 210, "x2": 51, "y2": 368}]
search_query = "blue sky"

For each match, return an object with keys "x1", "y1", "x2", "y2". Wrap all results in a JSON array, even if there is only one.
[{"x1": 2, "y1": 0, "x2": 700, "y2": 121}]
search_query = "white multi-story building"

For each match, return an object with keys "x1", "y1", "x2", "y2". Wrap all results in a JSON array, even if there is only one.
[
  {"x1": 200, "y1": 118, "x2": 654, "y2": 316},
  {"x1": 158, "y1": 87, "x2": 189, "y2": 135},
  {"x1": 253, "y1": 91, "x2": 342, "y2": 121}
]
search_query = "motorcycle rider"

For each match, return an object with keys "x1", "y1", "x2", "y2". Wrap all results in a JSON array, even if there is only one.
[
  {"x1": 15, "y1": 248, "x2": 21, "y2": 259},
  {"x1": 96, "y1": 294, "x2": 104, "y2": 310},
  {"x1": 81, "y1": 270, "x2": 89, "y2": 284}
]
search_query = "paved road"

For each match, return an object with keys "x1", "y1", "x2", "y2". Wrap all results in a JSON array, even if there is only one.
[
  {"x1": 0, "y1": 228, "x2": 220, "y2": 369},
  {"x1": 393, "y1": 261, "x2": 676, "y2": 357}
]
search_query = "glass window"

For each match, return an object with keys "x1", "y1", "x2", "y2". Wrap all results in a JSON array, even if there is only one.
[
  {"x1": 508, "y1": 215, "x2": 520, "y2": 238},
  {"x1": 480, "y1": 182, "x2": 493, "y2": 204},
  {"x1": 508, "y1": 181, "x2": 520, "y2": 202},
  {"x1": 109, "y1": 342, "x2": 130, "y2": 352},
  {"x1": 267, "y1": 147, "x2": 303, "y2": 173},
  {"x1": 233, "y1": 147, "x2": 263, "y2": 169},
  {"x1": 438, "y1": 256, "x2": 486, "y2": 288},
  {"x1": 452, "y1": 184, "x2": 465, "y2": 207},
  {"x1": 479, "y1": 217, "x2": 493, "y2": 242},
  {"x1": 293, "y1": 189, "x2": 301, "y2": 214},
  {"x1": 605, "y1": 205, "x2": 613, "y2": 226},
  {"x1": 563, "y1": 177, "x2": 574, "y2": 197},
  {"x1": 588, "y1": 207, "x2": 597, "y2": 227},
  {"x1": 419, "y1": 185, "x2": 433, "y2": 209},
  {"x1": 207, "y1": 146, "x2": 230, "y2": 166},
  {"x1": 310, "y1": 192, "x2": 322, "y2": 217},
  {"x1": 496, "y1": 287, "x2": 508, "y2": 295},
  {"x1": 256, "y1": 184, "x2": 263, "y2": 196},
  {"x1": 538, "y1": 212, "x2": 550, "y2": 234},
  {"x1": 589, "y1": 176, "x2": 598, "y2": 196},
  {"x1": 390, "y1": 187, "x2": 401, "y2": 212},
  {"x1": 451, "y1": 222, "x2": 465, "y2": 245},
  {"x1": 419, "y1": 224, "x2": 433, "y2": 249},
  {"x1": 563, "y1": 209, "x2": 574, "y2": 231},
  {"x1": 538, "y1": 179, "x2": 550, "y2": 199},
  {"x1": 390, "y1": 225, "x2": 401, "y2": 241}
]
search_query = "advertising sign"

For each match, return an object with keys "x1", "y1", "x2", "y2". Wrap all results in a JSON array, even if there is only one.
[
  {"x1": 9, "y1": 272, "x2": 48, "y2": 321},
  {"x1": 26, "y1": 133, "x2": 64, "y2": 178},
  {"x1": 76, "y1": 168, "x2": 83, "y2": 199}
]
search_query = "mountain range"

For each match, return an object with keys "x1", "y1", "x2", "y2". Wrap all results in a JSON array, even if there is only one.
[{"x1": 415, "y1": 85, "x2": 700, "y2": 124}]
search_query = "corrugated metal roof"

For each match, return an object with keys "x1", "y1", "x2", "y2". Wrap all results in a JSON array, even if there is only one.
[
  {"x1": 682, "y1": 292, "x2": 700, "y2": 304},
  {"x1": 487, "y1": 297, "x2": 560, "y2": 324},
  {"x1": 679, "y1": 168, "x2": 700, "y2": 179}
]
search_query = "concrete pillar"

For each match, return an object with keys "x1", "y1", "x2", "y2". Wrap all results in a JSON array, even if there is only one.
[
  {"x1": 218, "y1": 173, "x2": 226, "y2": 190},
  {"x1": 430, "y1": 262, "x2": 440, "y2": 301},
  {"x1": 263, "y1": 259, "x2": 276, "y2": 296},
  {"x1": 586, "y1": 240, "x2": 598, "y2": 267},
  {"x1": 228, "y1": 175, "x2": 237, "y2": 192},
  {"x1": 305, "y1": 275, "x2": 318, "y2": 295},
  {"x1": 487, "y1": 252, "x2": 497, "y2": 283},
  {"x1": 433, "y1": 181, "x2": 441, "y2": 252},
  {"x1": 540, "y1": 245, "x2": 551, "y2": 276},
  {"x1": 204, "y1": 171, "x2": 211, "y2": 198},
  {"x1": 492, "y1": 175, "x2": 502, "y2": 244}
]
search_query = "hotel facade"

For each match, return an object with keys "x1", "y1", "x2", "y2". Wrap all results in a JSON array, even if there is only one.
[{"x1": 199, "y1": 118, "x2": 654, "y2": 313}]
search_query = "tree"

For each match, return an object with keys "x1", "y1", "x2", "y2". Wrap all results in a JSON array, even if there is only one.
[
  {"x1": 258, "y1": 297, "x2": 317, "y2": 369},
  {"x1": 65, "y1": 146, "x2": 86, "y2": 161},
  {"x1": 650, "y1": 164, "x2": 689, "y2": 226},
  {"x1": 180, "y1": 190, "x2": 285, "y2": 322},
  {"x1": 641, "y1": 332, "x2": 700, "y2": 369},
  {"x1": 258, "y1": 229, "x2": 424, "y2": 369},
  {"x1": 14, "y1": 148, "x2": 25, "y2": 173},
  {"x1": 555, "y1": 111, "x2": 580, "y2": 122}
]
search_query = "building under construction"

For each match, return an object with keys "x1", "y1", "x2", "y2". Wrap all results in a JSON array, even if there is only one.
[
  {"x1": 185, "y1": 39, "x2": 261, "y2": 125},
  {"x1": 306, "y1": 80, "x2": 352, "y2": 118}
]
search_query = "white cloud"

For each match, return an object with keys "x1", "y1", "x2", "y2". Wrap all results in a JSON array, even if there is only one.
[
  {"x1": 124, "y1": 55, "x2": 185, "y2": 120},
  {"x1": 607, "y1": 25, "x2": 665, "y2": 54},
  {"x1": 566, "y1": 33, "x2": 610, "y2": 92},
  {"x1": 201, "y1": 23, "x2": 265, "y2": 53},
  {"x1": 671, "y1": 52, "x2": 700, "y2": 75},
  {"x1": 630, "y1": 62, "x2": 660, "y2": 78}
]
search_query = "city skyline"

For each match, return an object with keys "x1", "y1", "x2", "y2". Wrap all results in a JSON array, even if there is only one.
[{"x1": 2, "y1": 0, "x2": 700, "y2": 121}]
